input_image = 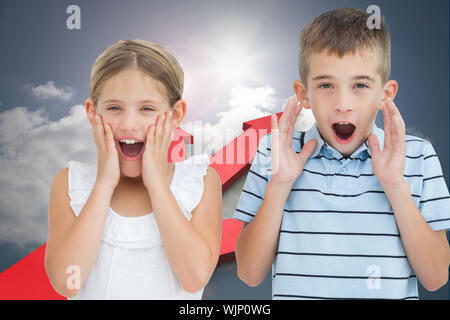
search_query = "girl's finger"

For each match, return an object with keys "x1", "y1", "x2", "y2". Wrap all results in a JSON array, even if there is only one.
[
  {"x1": 146, "y1": 124, "x2": 155, "y2": 151},
  {"x1": 155, "y1": 113, "x2": 165, "y2": 149},
  {"x1": 104, "y1": 123, "x2": 116, "y2": 152},
  {"x1": 161, "y1": 111, "x2": 174, "y2": 150},
  {"x1": 93, "y1": 114, "x2": 106, "y2": 150}
]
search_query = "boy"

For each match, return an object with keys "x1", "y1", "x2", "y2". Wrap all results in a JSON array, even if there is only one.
[{"x1": 234, "y1": 8, "x2": 450, "y2": 299}]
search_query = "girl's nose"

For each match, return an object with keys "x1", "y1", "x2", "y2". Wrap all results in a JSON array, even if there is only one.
[{"x1": 118, "y1": 112, "x2": 140, "y2": 131}]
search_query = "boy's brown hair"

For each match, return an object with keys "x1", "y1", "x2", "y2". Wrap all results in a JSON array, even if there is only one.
[{"x1": 299, "y1": 7, "x2": 391, "y2": 87}]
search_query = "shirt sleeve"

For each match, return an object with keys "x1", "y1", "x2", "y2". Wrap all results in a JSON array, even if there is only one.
[
  {"x1": 233, "y1": 134, "x2": 272, "y2": 223},
  {"x1": 418, "y1": 142, "x2": 450, "y2": 231}
]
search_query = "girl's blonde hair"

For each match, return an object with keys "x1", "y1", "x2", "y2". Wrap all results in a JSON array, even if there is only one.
[{"x1": 90, "y1": 39, "x2": 184, "y2": 107}]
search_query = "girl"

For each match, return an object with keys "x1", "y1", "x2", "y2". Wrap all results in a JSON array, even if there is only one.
[{"x1": 44, "y1": 39, "x2": 223, "y2": 299}]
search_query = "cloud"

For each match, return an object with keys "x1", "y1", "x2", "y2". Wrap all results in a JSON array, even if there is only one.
[
  {"x1": 0, "y1": 104, "x2": 95, "y2": 247},
  {"x1": 24, "y1": 81, "x2": 75, "y2": 101},
  {"x1": 182, "y1": 85, "x2": 316, "y2": 156}
]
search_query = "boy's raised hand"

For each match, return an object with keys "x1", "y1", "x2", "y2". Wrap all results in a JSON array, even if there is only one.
[
  {"x1": 88, "y1": 113, "x2": 120, "y2": 190},
  {"x1": 142, "y1": 110, "x2": 177, "y2": 191},
  {"x1": 367, "y1": 97, "x2": 406, "y2": 188},
  {"x1": 270, "y1": 96, "x2": 317, "y2": 186}
]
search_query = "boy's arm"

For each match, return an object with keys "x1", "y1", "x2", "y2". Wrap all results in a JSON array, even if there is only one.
[
  {"x1": 368, "y1": 98, "x2": 450, "y2": 291},
  {"x1": 383, "y1": 181, "x2": 450, "y2": 291},
  {"x1": 235, "y1": 97, "x2": 316, "y2": 287},
  {"x1": 236, "y1": 180, "x2": 292, "y2": 287}
]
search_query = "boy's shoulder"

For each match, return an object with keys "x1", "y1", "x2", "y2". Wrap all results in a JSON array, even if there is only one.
[{"x1": 404, "y1": 133, "x2": 435, "y2": 157}]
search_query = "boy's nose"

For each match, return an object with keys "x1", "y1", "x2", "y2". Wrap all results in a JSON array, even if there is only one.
[
  {"x1": 334, "y1": 91, "x2": 354, "y2": 112},
  {"x1": 335, "y1": 104, "x2": 354, "y2": 112}
]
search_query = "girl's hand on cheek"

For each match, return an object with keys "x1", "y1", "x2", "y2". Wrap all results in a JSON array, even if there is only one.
[
  {"x1": 142, "y1": 111, "x2": 176, "y2": 191},
  {"x1": 88, "y1": 113, "x2": 120, "y2": 190}
]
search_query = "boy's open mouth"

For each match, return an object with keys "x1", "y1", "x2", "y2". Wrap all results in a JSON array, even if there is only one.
[
  {"x1": 332, "y1": 122, "x2": 356, "y2": 144},
  {"x1": 118, "y1": 139, "x2": 145, "y2": 160}
]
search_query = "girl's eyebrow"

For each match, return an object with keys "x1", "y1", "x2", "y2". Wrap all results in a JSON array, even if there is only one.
[{"x1": 102, "y1": 99, "x2": 160, "y2": 104}]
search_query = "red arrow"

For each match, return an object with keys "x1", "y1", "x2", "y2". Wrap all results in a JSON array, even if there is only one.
[{"x1": 0, "y1": 114, "x2": 280, "y2": 299}]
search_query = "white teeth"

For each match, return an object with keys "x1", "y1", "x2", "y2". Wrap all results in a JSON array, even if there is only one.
[{"x1": 120, "y1": 139, "x2": 139, "y2": 144}]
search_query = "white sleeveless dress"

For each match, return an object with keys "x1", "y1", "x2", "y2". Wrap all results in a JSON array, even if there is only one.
[{"x1": 66, "y1": 154, "x2": 210, "y2": 300}]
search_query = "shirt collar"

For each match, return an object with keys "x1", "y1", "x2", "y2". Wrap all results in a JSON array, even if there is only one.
[{"x1": 303, "y1": 122, "x2": 384, "y2": 158}]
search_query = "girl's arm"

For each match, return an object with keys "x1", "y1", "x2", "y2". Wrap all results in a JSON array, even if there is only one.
[
  {"x1": 44, "y1": 168, "x2": 114, "y2": 298},
  {"x1": 147, "y1": 166, "x2": 222, "y2": 293},
  {"x1": 45, "y1": 112, "x2": 119, "y2": 298}
]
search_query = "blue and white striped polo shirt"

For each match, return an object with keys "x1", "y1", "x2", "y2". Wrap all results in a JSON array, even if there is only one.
[{"x1": 234, "y1": 123, "x2": 450, "y2": 300}]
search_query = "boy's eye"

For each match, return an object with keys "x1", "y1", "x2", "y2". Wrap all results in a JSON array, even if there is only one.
[
  {"x1": 354, "y1": 83, "x2": 369, "y2": 89},
  {"x1": 318, "y1": 83, "x2": 333, "y2": 89}
]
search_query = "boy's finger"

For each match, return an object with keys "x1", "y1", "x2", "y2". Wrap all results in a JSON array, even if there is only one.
[
  {"x1": 287, "y1": 101, "x2": 302, "y2": 137},
  {"x1": 270, "y1": 113, "x2": 279, "y2": 131},
  {"x1": 279, "y1": 97, "x2": 296, "y2": 132},
  {"x1": 367, "y1": 133, "x2": 380, "y2": 157},
  {"x1": 381, "y1": 99, "x2": 392, "y2": 149},
  {"x1": 297, "y1": 138, "x2": 317, "y2": 164},
  {"x1": 386, "y1": 98, "x2": 405, "y2": 139}
]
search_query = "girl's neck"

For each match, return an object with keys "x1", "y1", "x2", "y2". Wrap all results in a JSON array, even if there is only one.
[{"x1": 117, "y1": 162, "x2": 175, "y2": 189}]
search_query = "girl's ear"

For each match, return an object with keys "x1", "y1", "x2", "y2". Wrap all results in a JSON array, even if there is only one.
[
  {"x1": 85, "y1": 97, "x2": 96, "y2": 118},
  {"x1": 171, "y1": 99, "x2": 187, "y2": 127},
  {"x1": 293, "y1": 80, "x2": 311, "y2": 109}
]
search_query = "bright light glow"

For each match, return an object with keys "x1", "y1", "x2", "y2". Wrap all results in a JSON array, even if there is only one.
[
  {"x1": 212, "y1": 44, "x2": 252, "y2": 85},
  {"x1": 210, "y1": 41, "x2": 256, "y2": 85}
]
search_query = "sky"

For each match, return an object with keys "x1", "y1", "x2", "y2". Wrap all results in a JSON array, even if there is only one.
[{"x1": 0, "y1": 0, "x2": 448, "y2": 276}]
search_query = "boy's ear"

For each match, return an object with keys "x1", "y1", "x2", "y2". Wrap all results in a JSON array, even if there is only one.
[
  {"x1": 171, "y1": 99, "x2": 187, "y2": 127},
  {"x1": 293, "y1": 80, "x2": 311, "y2": 109},
  {"x1": 383, "y1": 80, "x2": 398, "y2": 101}
]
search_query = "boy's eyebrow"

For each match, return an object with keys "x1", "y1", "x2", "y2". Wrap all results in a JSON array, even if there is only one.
[
  {"x1": 311, "y1": 75, "x2": 376, "y2": 82},
  {"x1": 351, "y1": 75, "x2": 376, "y2": 82}
]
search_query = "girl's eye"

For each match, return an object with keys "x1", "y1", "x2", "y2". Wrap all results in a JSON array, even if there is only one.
[
  {"x1": 354, "y1": 83, "x2": 369, "y2": 89},
  {"x1": 318, "y1": 83, "x2": 333, "y2": 89},
  {"x1": 142, "y1": 107, "x2": 155, "y2": 111},
  {"x1": 107, "y1": 105, "x2": 120, "y2": 111}
]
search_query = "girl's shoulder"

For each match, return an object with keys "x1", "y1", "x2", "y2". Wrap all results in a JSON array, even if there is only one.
[
  {"x1": 66, "y1": 160, "x2": 96, "y2": 191},
  {"x1": 64, "y1": 161, "x2": 96, "y2": 217},
  {"x1": 172, "y1": 153, "x2": 215, "y2": 216}
]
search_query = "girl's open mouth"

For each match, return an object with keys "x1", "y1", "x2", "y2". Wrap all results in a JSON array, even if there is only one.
[
  {"x1": 117, "y1": 139, "x2": 145, "y2": 161},
  {"x1": 332, "y1": 122, "x2": 356, "y2": 145}
]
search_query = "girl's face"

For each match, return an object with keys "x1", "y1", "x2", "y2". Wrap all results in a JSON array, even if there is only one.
[{"x1": 86, "y1": 68, "x2": 185, "y2": 179}]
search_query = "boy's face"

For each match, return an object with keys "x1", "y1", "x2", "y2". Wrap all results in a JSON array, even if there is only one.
[{"x1": 294, "y1": 48, "x2": 397, "y2": 157}]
